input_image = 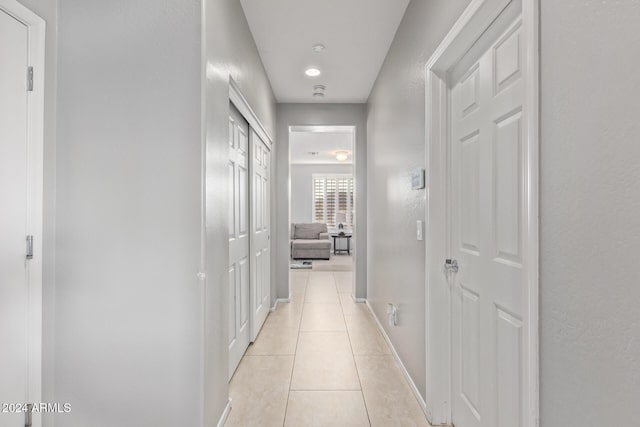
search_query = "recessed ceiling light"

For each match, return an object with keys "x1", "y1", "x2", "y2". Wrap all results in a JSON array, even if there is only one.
[
  {"x1": 313, "y1": 92, "x2": 324, "y2": 98},
  {"x1": 312, "y1": 44, "x2": 325, "y2": 53},
  {"x1": 305, "y1": 68, "x2": 321, "y2": 77},
  {"x1": 335, "y1": 151, "x2": 349, "y2": 161}
]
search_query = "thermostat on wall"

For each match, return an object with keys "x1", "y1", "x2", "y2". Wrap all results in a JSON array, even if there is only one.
[{"x1": 411, "y1": 168, "x2": 425, "y2": 189}]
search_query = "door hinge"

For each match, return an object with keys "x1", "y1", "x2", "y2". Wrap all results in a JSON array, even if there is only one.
[
  {"x1": 27, "y1": 66, "x2": 34, "y2": 91},
  {"x1": 26, "y1": 235, "x2": 33, "y2": 260}
]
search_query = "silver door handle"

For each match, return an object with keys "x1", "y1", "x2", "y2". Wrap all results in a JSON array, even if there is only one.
[
  {"x1": 26, "y1": 235, "x2": 33, "y2": 260},
  {"x1": 444, "y1": 259, "x2": 459, "y2": 273}
]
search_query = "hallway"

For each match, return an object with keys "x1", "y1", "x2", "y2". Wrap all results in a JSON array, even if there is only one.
[
  {"x1": 225, "y1": 270, "x2": 429, "y2": 426},
  {"x1": 3, "y1": 0, "x2": 639, "y2": 425}
]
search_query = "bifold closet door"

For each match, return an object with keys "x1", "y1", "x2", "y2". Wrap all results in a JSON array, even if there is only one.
[
  {"x1": 250, "y1": 130, "x2": 271, "y2": 339},
  {"x1": 228, "y1": 103, "x2": 251, "y2": 379}
]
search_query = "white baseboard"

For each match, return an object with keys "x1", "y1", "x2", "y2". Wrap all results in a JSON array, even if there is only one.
[
  {"x1": 351, "y1": 295, "x2": 366, "y2": 303},
  {"x1": 270, "y1": 298, "x2": 290, "y2": 312},
  {"x1": 365, "y1": 300, "x2": 429, "y2": 419},
  {"x1": 216, "y1": 399, "x2": 231, "y2": 427}
]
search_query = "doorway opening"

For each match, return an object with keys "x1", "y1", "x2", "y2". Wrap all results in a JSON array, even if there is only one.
[
  {"x1": 424, "y1": 0, "x2": 539, "y2": 425},
  {"x1": 288, "y1": 125, "x2": 356, "y2": 292}
]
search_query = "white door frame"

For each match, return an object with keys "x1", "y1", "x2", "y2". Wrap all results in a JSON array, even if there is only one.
[
  {"x1": 287, "y1": 125, "x2": 358, "y2": 300},
  {"x1": 0, "y1": 0, "x2": 45, "y2": 421},
  {"x1": 424, "y1": 0, "x2": 539, "y2": 425},
  {"x1": 230, "y1": 79, "x2": 273, "y2": 149},
  {"x1": 229, "y1": 79, "x2": 273, "y2": 341}
]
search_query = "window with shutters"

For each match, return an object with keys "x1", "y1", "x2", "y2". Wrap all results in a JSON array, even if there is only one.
[{"x1": 312, "y1": 174, "x2": 354, "y2": 228}]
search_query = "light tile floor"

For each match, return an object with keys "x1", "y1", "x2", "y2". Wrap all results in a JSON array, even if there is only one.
[
  {"x1": 225, "y1": 270, "x2": 431, "y2": 427},
  {"x1": 312, "y1": 254, "x2": 353, "y2": 271}
]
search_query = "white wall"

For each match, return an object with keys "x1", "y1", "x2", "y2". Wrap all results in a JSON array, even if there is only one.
[
  {"x1": 276, "y1": 104, "x2": 367, "y2": 299},
  {"x1": 539, "y1": 1, "x2": 640, "y2": 424},
  {"x1": 366, "y1": 0, "x2": 471, "y2": 399},
  {"x1": 370, "y1": 0, "x2": 640, "y2": 421},
  {"x1": 291, "y1": 164, "x2": 353, "y2": 224},
  {"x1": 52, "y1": 1, "x2": 276, "y2": 426},
  {"x1": 54, "y1": 1, "x2": 203, "y2": 425},
  {"x1": 203, "y1": 0, "x2": 277, "y2": 425}
]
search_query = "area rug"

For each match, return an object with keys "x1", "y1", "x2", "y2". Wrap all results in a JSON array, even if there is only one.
[
  {"x1": 290, "y1": 260, "x2": 312, "y2": 269},
  {"x1": 312, "y1": 264, "x2": 353, "y2": 271}
]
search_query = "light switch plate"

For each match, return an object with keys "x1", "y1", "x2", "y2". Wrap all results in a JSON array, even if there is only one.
[
  {"x1": 411, "y1": 168, "x2": 425, "y2": 189},
  {"x1": 417, "y1": 220, "x2": 423, "y2": 241}
]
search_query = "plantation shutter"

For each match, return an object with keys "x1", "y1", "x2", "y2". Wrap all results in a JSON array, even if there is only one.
[
  {"x1": 313, "y1": 178, "x2": 325, "y2": 223},
  {"x1": 311, "y1": 174, "x2": 354, "y2": 228}
]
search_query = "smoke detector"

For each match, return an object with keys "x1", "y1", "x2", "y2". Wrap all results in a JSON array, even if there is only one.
[{"x1": 313, "y1": 85, "x2": 326, "y2": 99}]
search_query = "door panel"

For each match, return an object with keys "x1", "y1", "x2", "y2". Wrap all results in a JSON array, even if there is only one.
[
  {"x1": 0, "y1": 9, "x2": 29, "y2": 426},
  {"x1": 460, "y1": 131, "x2": 480, "y2": 254},
  {"x1": 460, "y1": 286, "x2": 480, "y2": 419},
  {"x1": 239, "y1": 171, "x2": 247, "y2": 234},
  {"x1": 496, "y1": 307, "x2": 523, "y2": 427},
  {"x1": 228, "y1": 163, "x2": 235, "y2": 237},
  {"x1": 228, "y1": 266, "x2": 236, "y2": 347},
  {"x1": 494, "y1": 110, "x2": 523, "y2": 263},
  {"x1": 228, "y1": 103, "x2": 250, "y2": 379},
  {"x1": 251, "y1": 130, "x2": 271, "y2": 339},
  {"x1": 451, "y1": 16, "x2": 526, "y2": 427},
  {"x1": 239, "y1": 257, "x2": 249, "y2": 330}
]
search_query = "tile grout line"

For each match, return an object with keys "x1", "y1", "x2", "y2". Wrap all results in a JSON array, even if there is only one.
[
  {"x1": 234, "y1": 268, "x2": 425, "y2": 426},
  {"x1": 336, "y1": 271, "x2": 373, "y2": 427},
  {"x1": 281, "y1": 270, "x2": 309, "y2": 427},
  {"x1": 283, "y1": 388, "x2": 363, "y2": 392}
]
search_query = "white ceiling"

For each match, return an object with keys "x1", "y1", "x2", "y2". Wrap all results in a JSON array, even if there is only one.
[
  {"x1": 240, "y1": 0, "x2": 410, "y2": 103},
  {"x1": 290, "y1": 130, "x2": 353, "y2": 164}
]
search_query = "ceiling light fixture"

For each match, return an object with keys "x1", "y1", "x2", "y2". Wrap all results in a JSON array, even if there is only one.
[
  {"x1": 312, "y1": 44, "x2": 325, "y2": 53},
  {"x1": 313, "y1": 92, "x2": 324, "y2": 98},
  {"x1": 335, "y1": 151, "x2": 349, "y2": 161},
  {"x1": 305, "y1": 67, "x2": 321, "y2": 77}
]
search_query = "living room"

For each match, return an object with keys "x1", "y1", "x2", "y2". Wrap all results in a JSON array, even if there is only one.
[{"x1": 289, "y1": 126, "x2": 355, "y2": 275}]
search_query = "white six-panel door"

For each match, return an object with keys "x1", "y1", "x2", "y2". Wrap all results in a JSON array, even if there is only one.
[
  {"x1": 450, "y1": 16, "x2": 527, "y2": 427},
  {"x1": 250, "y1": 130, "x2": 271, "y2": 340},
  {"x1": 228, "y1": 103, "x2": 251, "y2": 379},
  {"x1": 0, "y1": 9, "x2": 30, "y2": 426}
]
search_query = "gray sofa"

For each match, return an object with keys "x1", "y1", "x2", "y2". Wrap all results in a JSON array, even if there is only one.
[{"x1": 291, "y1": 223, "x2": 331, "y2": 260}]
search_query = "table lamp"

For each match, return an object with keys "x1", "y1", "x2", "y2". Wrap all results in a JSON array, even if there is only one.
[{"x1": 336, "y1": 212, "x2": 347, "y2": 229}]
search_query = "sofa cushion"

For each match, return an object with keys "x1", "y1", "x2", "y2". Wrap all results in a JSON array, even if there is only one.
[
  {"x1": 292, "y1": 239, "x2": 331, "y2": 250},
  {"x1": 294, "y1": 223, "x2": 327, "y2": 239}
]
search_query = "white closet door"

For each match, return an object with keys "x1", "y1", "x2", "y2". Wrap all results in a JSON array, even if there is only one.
[
  {"x1": 228, "y1": 103, "x2": 251, "y2": 379},
  {"x1": 250, "y1": 130, "x2": 270, "y2": 340},
  {"x1": 450, "y1": 16, "x2": 527, "y2": 427}
]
